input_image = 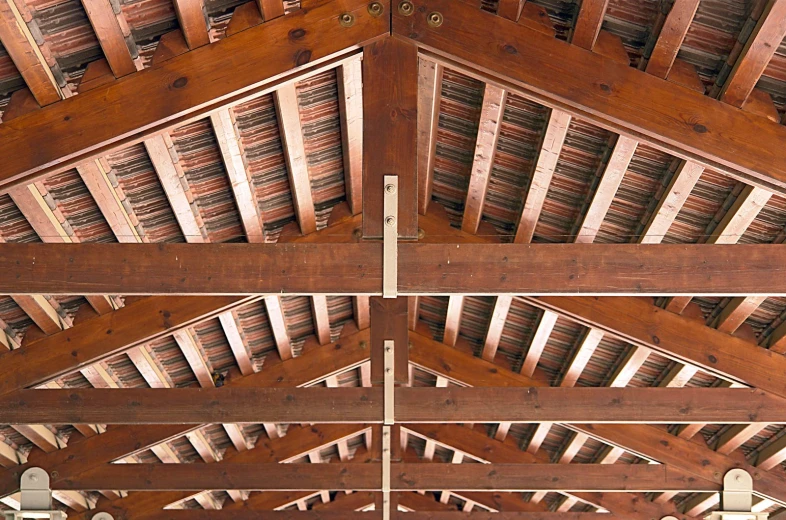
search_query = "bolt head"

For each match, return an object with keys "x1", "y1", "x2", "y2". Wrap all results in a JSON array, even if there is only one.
[
  {"x1": 385, "y1": 183, "x2": 397, "y2": 194},
  {"x1": 339, "y1": 13, "x2": 355, "y2": 27},
  {"x1": 427, "y1": 11, "x2": 443, "y2": 27},
  {"x1": 385, "y1": 367, "x2": 392, "y2": 373},
  {"x1": 398, "y1": 1, "x2": 414, "y2": 15},
  {"x1": 29, "y1": 474, "x2": 38, "y2": 482},
  {"x1": 368, "y1": 1, "x2": 384, "y2": 16},
  {"x1": 385, "y1": 216, "x2": 396, "y2": 227}
]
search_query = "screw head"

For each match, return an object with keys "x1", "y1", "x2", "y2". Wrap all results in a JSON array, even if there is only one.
[
  {"x1": 29, "y1": 473, "x2": 38, "y2": 482},
  {"x1": 385, "y1": 183, "x2": 397, "y2": 194},
  {"x1": 427, "y1": 11, "x2": 443, "y2": 27},
  {"x1": 359, "y1": 340, "x2": 367, "y2": 349},
  {"x1": 385, "y1": 367, "x2": 392, "y2": 374},
  {"x1": 339, "y1": 13, "x2": 355, "y2": 27},
  {"x1": 385, "y1": 346, "x2": 392, "y2": 352},
  {"x1": 417, "y1": 227, "x2": 425, "y2": 240},
  {"x1": 368, "y1": 1, "x2": 384, "y2": 16},
  {"x1": 385, "y1": 216, "x2": 396, "y2": 227},
  {"x1": 398, "y1": 1, "x2": 414, "y2": 15}
]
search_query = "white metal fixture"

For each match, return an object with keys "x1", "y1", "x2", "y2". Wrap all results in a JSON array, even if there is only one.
[
  {"x1": 705, "y1": 469, "x2": 768, "y2": 520},
  {"x1": 383, "y1": 175, "x2": 398, "y2": 299},
  {"x1": 3, "y1": 468, "x2": 66, "y2": 520}
]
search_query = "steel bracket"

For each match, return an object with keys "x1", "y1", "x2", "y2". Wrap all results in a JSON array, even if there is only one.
[
  {"x1": 705, "y1": 469, "x2": 769, "y2": 520},
  {"x1": 383, "y1": 175, "x2": 398, "y2": 298}
]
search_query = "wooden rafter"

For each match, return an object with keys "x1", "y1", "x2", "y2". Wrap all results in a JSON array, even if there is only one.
[
  {"x1": 645, "y1": 0, "x2": 701, "y2": 78},
  {"x1": 416, "y1": 58, "x2": 442, "y2": 215},
  {"x1": 81, "y1": 0, "x2": 138, "y2": 77},
  {"x1": 571, "y1": 0, "x2": 609, "y2": 49},
  {"x1": 172, "y1": 0, "x2": 210, "y2": 49},
  {"x1": 0, "y1": 0, "x2": 61, "y2": 106},
  {"x1": 337, "y1": 56, "x2": 363, "y2": 215}
]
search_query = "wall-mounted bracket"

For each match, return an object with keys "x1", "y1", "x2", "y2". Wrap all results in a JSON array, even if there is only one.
[
  {"x1": 3, "y1": 468, "x2": 66, "y2": 520},
  {"x1": 381, "y1": 338, "x2": 394, "y2": 520}
]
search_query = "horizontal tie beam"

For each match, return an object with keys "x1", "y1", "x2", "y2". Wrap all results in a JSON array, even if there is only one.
[{"x1": 2, "y1": 386, "x2": 784, "y2": 424}]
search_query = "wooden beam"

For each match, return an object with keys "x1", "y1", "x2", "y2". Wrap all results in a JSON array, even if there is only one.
[
  {"x1": 520, "y1": 309, "x2": 558, "y2": 378},
  {"x1": 337, "y1": 57, "x2": 363, "y2": 215},
  {"x1": 145, "y1": 135, "x2": 206, "y2": 242},
  {"x1": 534, "y1": 295, "x2": 786, "y2": 401},
  {"x1": 81, "y1": 0, "x2": 138, "y2": 77},
  {"x1": 218, "y1": 310, "x2": 254, "y2": 376},
  {"x1": 0, "y1": 295, "x2": 255, "y2": 397},
  {"x1": 363, "y1": 37, "x2": 418, "y2": 238},
  {"x1": 0, "y1": 0, "x2": 61, "y2": 105},
  {"x1": 370, "y1": 297, "x2": 409, "y2": 385},
  {"x1": 443, "y1": 296, "x2": 464, "y2": 347},
  {"x1": 11, "y1": 294, "x2": 62, "y2": 335},
  {"x1": 0, "y1": 332, "x2": 371, "y2": 500},
  {"x1": 639, "y1": 160, "x2": 704, "y2": 243},
  {"x1": 0, "y1": 1, "x2": 387, "y2": 190},
  {"x1": 497, "y1": 0, "x2": 525, "y2": 21},
  {"x1": 393, "y1": 2, "x2": 786, "y2": 193},
  {"x1": 173, "y1": 328, "x2": 213, "y2": 387},
  {"x1": 462, "y1": 84, "x2": 506, "y2": 234},
  {"x1": 405, "y1": 424, "x2": 688, "y2": 519},
  {"x1": 77, "y1": 160, "x2": 139, "y2": 243},
  {"x1": 257, "y1": 0, "x2": 284, "y2": 20},
  {"x1": 571, "y1": 0, "x2": 609, "y2": 49},
  {"x1": 275, "y1": 83, "x2": 317, "y2": 235},
  {"x1": 514, "y1": 109, "x2": 571, "y2": 243},
  {"x1": 265, "y1": 295, "x2": 293, "y2": 360},
  {"x1": 11, "y1": 424, "x2": 62, "y2": 452},
  {"x1": 719, "y1": 0, "x2": 786, "y2": 107},
  {"x1": 312, "y1": 295, "x2": 332, "y2": 345},
  {"x1": 645, "y1": 0, "x2": 701, "y2": 79},
  {"x1": 574, "y1": 136, "x2": 637, "y2": 243},
  {"x1": 91, "y1": 512, "x2": 623, "y2": 520},
  {"x1": 417, "y1": 58, "x2": 443, "y2": 215},
  {"x1": 8, "y1": 386, "x2": 786, "y2": 424},
  {"x1": 172, "y1": 0, "x2": 210, "y2": 49},
  {"x1": 10, "y1": 242, "x2": 786, "y2": 295},
  {"x1": 715, "y1": 423, "x2": 767, "y2": 455},
  {"x1": 211, "y1": 108, "x2": 264, "y2": 242},
  {"x1": 712, "y1": 296, "x2": 768, "y2": 334},
  {"x1": 55, "y1": 462, "x2": 712, "y2": 492},
  {"x1": 481, "y1": 296, "x2": 512, "y2": 362}
]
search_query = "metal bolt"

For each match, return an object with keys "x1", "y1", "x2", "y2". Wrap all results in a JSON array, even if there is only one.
[
  {"x1": 29, "y1": 473, "x2": 38, "y2": 482},
  {"x1": 385, "y1": 346, "x2": 392, "y2": 352},
  {"x1": 368, "y1": 1, "x2": 384, "y2": 16},
  {"x1": 385, "y1": 216, "x2": 396, "y2": 227},
  {"x1": 383, "y1": 430, "x2": 389, "y2": 436},
  {"x1": 713, "y1": 471, "x2": 721, "y2": 480},
  {"x1": 360, "y1": 340, "x2": 367, "y2": 349},
  {"x1": 339, "y1": 13, "x2": 355, "y2": 27},
  {"x1": 50, "y1": 471, "x2": 58, "y2": 479},
  {"x1": 385, "y1": 183, "x2": 397, "y2": 194},
  {"x1": 427, "y1": 11, "x2": 443, "y2": 27},
  {"x1": 386, "y1": 367, "x2": 392, "y2": 374},
  {"x1": 417, "y1": 227, "x2": 425, "y2": 240},
  {"x1": 398, "y1": 1, "x2": 414, "y2": 15}
]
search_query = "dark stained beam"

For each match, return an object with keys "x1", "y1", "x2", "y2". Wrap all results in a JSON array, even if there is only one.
[
  {"x1": 362, "y1": 37, "x2": 418, "y2": 238},
  {"x1": 54, "y1": 462, "x2": 713, "y2": 492},
  {"x1": 133, "y1": 513, "x2": 616, "y2": 520},
  {"x1": 0, "y1": 0, "x2": 387, "y2": 190},
  {"x1": 257, "y1": 0, "x2": 284, "y2": 20},
  {"x1": 370, "y1": 297, "x2": 409, "y2": 386},
  {"x1": 0, "y1": 0, "x2": 62, "y2": 105},
  {"x1": 395, "y1": 2, "x2": 786, "y2": 194},
  {"x1": 571, "y1": 0, "x2": 609, "y2": 49},
  {"x1": 8, "y1": 386, "x2": 786, "y2": 424},
  {"x1": 172, "y1": 0, "x2": 210, "y2": 49},
  {"x1": 8, "y1": 243, "x2": 786, "y2": 295}
]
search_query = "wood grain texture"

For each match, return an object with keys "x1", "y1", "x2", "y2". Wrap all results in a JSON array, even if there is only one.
[
  {"x1": 172, "y1": 0, "x2": 210, "y2": 49},
  {"x1": 0, "y1": 0, "x2": 388, "y2": 190},
  {"x1": 362, "y1": 37, "x2": 418, "y2": 238},
  {"x1": 337, "y1": 57, "x2": 364, "y2": 215},
  {"x1": 81, "y1": 0, "x2": 138, "y2": 76},
  {"x1": 571, "y1": 0, "x2": 609, "y2": 49},
  {"x1": 0, "y1": 0, "x2": 61, "y2": 105},
  {"x1": 417, "y1": 58, "x2": 443, "y2": 215},
  {"x1": 645, "y1": 0, "x2": 700, "y2": 79},
  {"x1": 56, "y1": 462, "x2": 715, "y2": 492},
  {"x1": 370, "y1": 296, "x2": 408, "y2": 385},
  {"x1": 393, "y1": 1, "x2": 786, "y2": 193}
]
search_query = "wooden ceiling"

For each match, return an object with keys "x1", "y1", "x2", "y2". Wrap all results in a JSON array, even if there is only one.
[{"x1": 0, "y1": 0, "x2": 786, "y2": 518}]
